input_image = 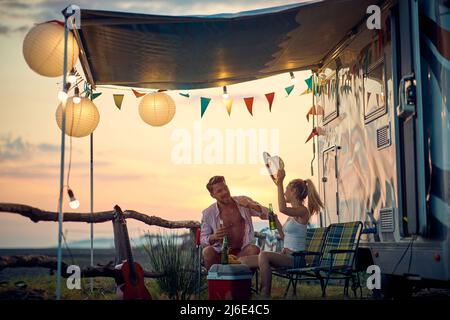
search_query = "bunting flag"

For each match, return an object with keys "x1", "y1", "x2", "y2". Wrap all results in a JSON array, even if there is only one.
[
  {"x1": 157, "y1": 89, "x2": 167, "y2": 92},
  {"x1": 113, "y1": 94, "x2": 124, "y2": 110},
  {"x1": 306, "y1": 105, "x2": 324, "y2": 122},
  {"x1": 92, "y1": 92, "x2": 102, "y2": 100},
  {"x1": 200, "y1": 97, "x2": 211, "y2": 118},
  {"x1": 285, "y1": 85, "x2": 295, "y2": 96},
  {"x1": 179, "y1": 92, "x2": 190, "y2": 98},
  {"x1": 305, "y1": 75, "x2": 313, "y2": 90},
  {"x1": 244, "y1": 97, "x2": 254, "y2": 116},
  {"x1": 305, "y1": 126, "x2": 326, "y2": 143},
  {"x1": 265, "y1": 92, "x2": 275, "y2": 112},
  {"x1": 300, "y1": 88, "x2": 312, "y2": 96},
  {"x1": 132, "y1": 88, "x2": 145, "y2": 98},
  {"x1": 305, "y1": 127, "x2": 318, "y2": 143},
  {"x1": 224, "y1": 98, "x2": 233, "y2": 116}
]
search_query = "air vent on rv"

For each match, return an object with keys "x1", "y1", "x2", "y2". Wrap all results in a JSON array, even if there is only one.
[
  {"x1": 380, "y1": 207, "x2": 395, "y2": 233},
  {"x1": 376, "y1": 124, "x2": 391, "y2": 149}
]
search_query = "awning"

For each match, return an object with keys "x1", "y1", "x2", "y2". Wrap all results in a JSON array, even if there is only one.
[{"x1": 75, "y1": 0, "x2": 380, "y2": 90}]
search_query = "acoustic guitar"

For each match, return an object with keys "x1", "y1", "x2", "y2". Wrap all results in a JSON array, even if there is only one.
[{"x1": 114, "y1": 205, "x2": 152, "y2": 300}]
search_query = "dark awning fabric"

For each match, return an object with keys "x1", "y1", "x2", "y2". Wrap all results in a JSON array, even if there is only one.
[{"x1": 76, "y1": 0, "x2": 379, "y2": 90}]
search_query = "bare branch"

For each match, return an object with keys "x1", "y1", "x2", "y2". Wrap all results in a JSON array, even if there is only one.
[
  {"x1": 0, "y1": 255, "x2": 164, "y2": 279},
  {"x1": 0, "y1": 203, "x2": 200, "y2": 229}
]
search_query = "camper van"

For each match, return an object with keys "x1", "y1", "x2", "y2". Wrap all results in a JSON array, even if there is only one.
[{"x1": 316, "y1": 0, "x2": 449, "y2": 296}]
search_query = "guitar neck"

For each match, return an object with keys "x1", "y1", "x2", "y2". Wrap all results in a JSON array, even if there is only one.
[{"x1": 118, "y1": 210, "x2": 137, "y2": 279}]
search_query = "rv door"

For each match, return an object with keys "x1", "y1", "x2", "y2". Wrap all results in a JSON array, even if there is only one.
[{"x1": 392, "y1": 0, "x2": 428, "y2": 236}]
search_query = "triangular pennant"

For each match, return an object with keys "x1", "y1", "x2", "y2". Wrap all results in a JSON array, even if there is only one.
[
  {"x1": 200, "y1": 97, "x2": 211, "y2": 118},
  {"x1": 244, "y1": 97, "x2": 254, "y2": 116},
  {"x1": 305, "y1": 127, "x2": 318, "y2": 143},
  {"x1": 300, "y1": 88, "x2": 312, "y2": 96},
  {"x1": 305, "y1": 76, "x2": 313, "y2": 90},
  {"x1": 113, "y1": 94, "x2": 124, "y2": 110},
  {"x1": 265, "y1": 92, "x2": 275, "y2": 112},
  {"x1": 306, "y1": 105, "x2": 325, "y2": 122},
  {"x1": 285, "y1": 85, "x2": 295, "y2": 96},
  {"x1": 92, "y1": 92, "x2": 102, "y2": 100},
  {"x1": 179, "y1": 93, "x2": 190, "y2": 98},
  {"x1": 132, "y1": 88, "x2": 145, "y2": 98},
  {"x1": 224, "y1": 98, "x2": 233, "y2": 116}
]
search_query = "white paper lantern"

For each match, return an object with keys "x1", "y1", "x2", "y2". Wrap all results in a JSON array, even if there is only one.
[
  {"x1": 139, "y1": 92, "x2": 176, "y2": 127},
  {"x1": 55, "y1": 97, "x2": 100, "y2": 138},
  {"x1": 23, "y1": 21, "x2": 79, "y2": 77}
]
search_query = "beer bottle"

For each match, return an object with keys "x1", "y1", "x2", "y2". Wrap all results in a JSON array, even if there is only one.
[
  {"x1": 268, "y1": 203, "x2": 277, "y2": 231},
  {"x1": 221, "y1": 235, "x2": 229, "y2": 264}
]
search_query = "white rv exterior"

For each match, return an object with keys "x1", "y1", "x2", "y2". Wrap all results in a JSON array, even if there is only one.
[{"x1": 316, "y1": 0, "x2": 449, "y2": 293}]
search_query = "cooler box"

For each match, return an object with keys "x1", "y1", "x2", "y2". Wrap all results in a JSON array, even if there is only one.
[{"x1": 207, "y1": 264, "x2": 252, "y2": 300}]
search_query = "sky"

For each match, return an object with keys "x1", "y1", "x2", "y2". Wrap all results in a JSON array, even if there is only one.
[{"x1": 0, "y1": 0, "x2": 319, "y2": 248}]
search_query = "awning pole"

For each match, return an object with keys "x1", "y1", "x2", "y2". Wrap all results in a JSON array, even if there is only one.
[
  {"x1": 56, "y1": 9, "x2": 71, "y2": 301},
  {"x1": 90, "y1": 93, "x2": 94, "y2": 293}
]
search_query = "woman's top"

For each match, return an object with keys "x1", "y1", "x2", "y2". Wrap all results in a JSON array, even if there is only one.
[{"x1": 282, "y1": 217, "x2": 307, "y2": 252}]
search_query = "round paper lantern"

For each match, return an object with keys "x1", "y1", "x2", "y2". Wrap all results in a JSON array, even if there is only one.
[
  {"x1": 23, "y1": 21, "x2": 79, "y2": 77},
  {"x1": 139, "y1": 92, "x2": 176, "y2": 127},
  {"x1": 55, "y1": 97, "x2": 100, "y2": 138}
]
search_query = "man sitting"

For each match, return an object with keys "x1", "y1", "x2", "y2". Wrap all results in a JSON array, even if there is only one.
[{"x1": 200, "y1": 175, "x2": 269, "y2": 270}]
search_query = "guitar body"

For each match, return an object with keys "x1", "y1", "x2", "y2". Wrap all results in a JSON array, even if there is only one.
[{"x1": 116, "y1": 261, "x2": 152, "y2": 300}]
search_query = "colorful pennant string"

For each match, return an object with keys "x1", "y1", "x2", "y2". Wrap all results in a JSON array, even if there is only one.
[
  {"x1": 306, "y1": 105, "x2": 324, "y2": 122},
  {"x1": 179, "y1": 93, "x2": 190, "y2": 98},
  {"x1": 224, "y1": 98, "x2": 233, "y2": 116},
  {"x1": 200, "y1": 97, "x2": 211, "y2": 118},
  {"x1": 244, "y1": 97, "x2": 254, "y2": 116},
  {"x1": 305, "y1": 126, "x2": 325, "y2": 143},
  {"x1": 285, "y1": 85, "x2": 295, "y2": 96},
  {"x1": 92, "y1": 92, "x2": 102, "y2": 100},
  {"x1": 265, "y1": 92, "x2": 275, "y2": 112},
  {"x1": 300, "y1": 88, "x2": 312, "y2": 96},
  {"x1": 305, "y1": 75, "x2": 313, "y2": 90},
  {"x1": 113, "y1": 94, "x2": 124, "y2": 110},
  {"x1": 132, "y1": 89, "x2": 145, "y2": 98}
]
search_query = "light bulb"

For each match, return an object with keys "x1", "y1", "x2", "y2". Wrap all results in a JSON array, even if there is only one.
[
  {"x1": 67, "y1": 188, "x2": 79, "y2": 209},
  {"x1": 58, "y1": 90, "x2": 68, "y2": 103},
  {"x1": 222, "y1": 86, "x2": 229, "y2": 99},
  {"x1": 72, "y1": 86, "x2": 81, "y2": 104},
  {"x1": 73, "y1": 96, "x2": 81, "y2": 104},
  {"x1": 67, "y1": 68, "x2": 77, "y2": 84},
  {"x1": 290, "y1": 72, "x2": 297, "y2": 84},
  {"x1": 69, "y1": 199, "x2": 80, "y2": 209}
]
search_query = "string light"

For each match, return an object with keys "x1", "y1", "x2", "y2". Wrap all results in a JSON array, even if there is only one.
[
  {"x1": 222, "y1": 86, "x2": 229, "y2": 99},
  {"x1": 73, "y1": 86, "x2": 81, "y2": 104},
  {"x1": 290, "y1": 72, "x2": 297, "y2": 84},
  {"x1": 58, "y1": 82, "x2": 70, "y2": 103},
  {"x1": 67, "y1": 188, "x2": 79, "y2": 209},
  {"x1": 67, "y1": 68, "x2": 77, "y2": 84}
]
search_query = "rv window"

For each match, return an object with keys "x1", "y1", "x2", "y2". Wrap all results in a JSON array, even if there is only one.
[
  {"x1": 363, "y1": 56, "x2": 388, "y2": 124},
  {"x1": 320, "y1": 66, "x2": 339, "y2": 125}
]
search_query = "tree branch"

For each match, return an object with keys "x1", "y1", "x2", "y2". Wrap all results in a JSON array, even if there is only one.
[
  {"x1": 0, "y1": 203, "x2": 200, "y2": 229},
  {"x1": 0, "y1": 255, "x2": 164, "y2": 279}
]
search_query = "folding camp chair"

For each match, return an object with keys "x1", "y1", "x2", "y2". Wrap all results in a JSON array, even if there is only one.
[
  {"x1": 285, "y1": 221, "x2": 363, "y2": 297},
  {"x1": 271, "y1": 227, "x2": 328, "y2": 297}
]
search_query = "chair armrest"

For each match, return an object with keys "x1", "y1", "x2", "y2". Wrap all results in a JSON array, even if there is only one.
[
  {"x1": 329, "y1": 249, "x2": 356, "y2": 254},
  {"x1": 292, "y1": 251, "x2": 321, "y2": 257}
]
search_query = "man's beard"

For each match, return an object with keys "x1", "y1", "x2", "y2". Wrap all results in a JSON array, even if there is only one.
[{"x1": 218, "y1": 196, "x2": 233, "y2": 205}]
